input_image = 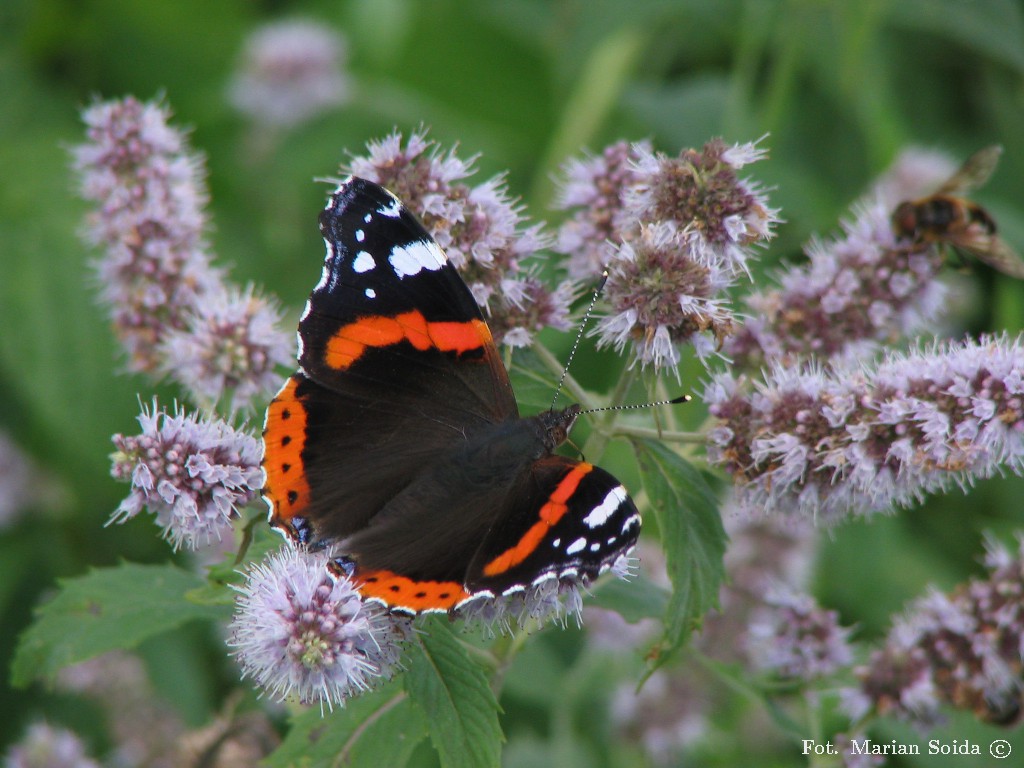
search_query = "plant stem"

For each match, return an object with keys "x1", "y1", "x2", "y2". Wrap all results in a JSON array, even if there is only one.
[
  {"x1": 531, "y1": 340, "x2": 597, "y2": 411},
  {"x1": 612, "y1": 424, "x2": 707, "y2": 443},
  {"x1": 582, "y1": 366, "x2": 638, "y2": 460}
]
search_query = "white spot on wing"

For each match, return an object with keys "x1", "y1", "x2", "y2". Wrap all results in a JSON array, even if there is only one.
[
  {"x1": 552, "y1": 538, "x2": 560, "y2": 548},
  {"x1": 352, "y1": 251, "x2": 375, "y2": 273},
  {"x1": 582, "y1": 486, "x2": 628, "y2": 528},
  {"x1": 589, "y1": 542, "x2": 601, "y2": 552},
  {"x1": 566, "y1": 537, "x2": 587, "y2": 555},
  {"x1": 365, "y1": 288, "x2": 376, "y2": 299},
  {"x1": 389, "y1": 240, "x2": 447, "y2": 278},
  {"x1": 364, "y1": 213, "x2": 372, "y2": 223},
  {"x1": 378, "y1": 195, "x2": 402, "y2": 218},
  {"x1": 355, "y1": 229, "x2": 365, "y2": 242}
]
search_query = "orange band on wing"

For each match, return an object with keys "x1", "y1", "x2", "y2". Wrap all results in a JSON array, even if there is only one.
[
  {"x1": 482, "y1": 462, "x2": 594, "y2": 577},
  {"x1": 324, "y1": 311, "x2": 491, "y2": 370},
  {"x1": 262, "y1": 376, "x2": 311, "y2": 523},
  {"x1": 351, "y1": 567, "x2": 471, "y2": 613}
]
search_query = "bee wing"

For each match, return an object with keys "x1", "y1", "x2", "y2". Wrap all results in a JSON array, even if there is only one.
[
  {"x1": 936, "y1": 145, "x2": 1003, "y2": 196},
  {"x1": 953, "y1": 231, "x2": 1024, "y2": 279}
]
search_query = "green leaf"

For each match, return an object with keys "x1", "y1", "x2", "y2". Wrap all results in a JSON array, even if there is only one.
[
  {"x1": 405, "y1": 618, "x2": 504, "y2": 768},
  {"x1": 265, "y1": 684, "x2": 428, "y2": 768},
  {"x1": 11, "y1": 562, "x2": 227, "y2": 687},
  {"x1": 589, "y1": 573, "x2": 669, "y2": 623},
  {"x1": 632, "y1": 439, "x2": 726, "y2": 670}
]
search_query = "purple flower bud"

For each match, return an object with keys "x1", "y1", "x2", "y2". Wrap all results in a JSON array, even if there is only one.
[
  {"x1": 593, "y1": 222, "x2": 737, "y2": 373},
  {"x1": 625, "y1": 137, "x2": 778, "y2": 276},
  {"x1": 485, "y1": 276, "x2": 574, "y2": 348},
  {"x1": 746, "y1": 583, "x2": 854, "y2": 680},
  {"x1": 344, "y1": 130, "x2": 552, "y2": 338},
  {"x1": 554, "y1": 140, "x2": 652, "y2": 279},
  {"x1": 726, "y1": 199, "x2": 946, "y2": 371}
]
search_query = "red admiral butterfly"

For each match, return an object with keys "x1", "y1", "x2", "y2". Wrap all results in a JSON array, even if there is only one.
[{"x1": 262, "y1": 177, "x2": 640, "y2": 615}]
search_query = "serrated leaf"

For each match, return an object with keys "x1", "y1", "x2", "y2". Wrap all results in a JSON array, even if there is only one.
[
  {"x1": 264, "y1": 684, "x2": 427, "y2": 768},
  {"x1": 405, "y1": 618, "x2": 504, "y2": 768},
  {"x1": 632, "y1": 439, "x2": 726, "y2": 670},
  {"x1": 11, "y1": 562, "x2": 227, "y2": 687}
]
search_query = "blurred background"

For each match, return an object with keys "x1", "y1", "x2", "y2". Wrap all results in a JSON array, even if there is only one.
[{"x1": 3, "y1": 0, "x2": 1024, "y2": 765}]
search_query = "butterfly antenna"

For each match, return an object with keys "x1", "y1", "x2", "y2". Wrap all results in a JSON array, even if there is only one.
[
  {"x1": 580, "y1": 394, "x2": 692, "y2": 416},
  {"x1": 550, "y1": 269, "x2": 609, "y2": 411}
]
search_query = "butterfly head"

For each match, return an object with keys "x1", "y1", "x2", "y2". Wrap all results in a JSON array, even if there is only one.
[{"x1": 536, "y1": 404, "x2": 581, "y2": 453}]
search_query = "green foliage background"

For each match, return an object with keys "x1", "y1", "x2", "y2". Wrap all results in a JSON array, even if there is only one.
[{"x1": 3, "y1": 0, "x2": 1024, "y2": 765}]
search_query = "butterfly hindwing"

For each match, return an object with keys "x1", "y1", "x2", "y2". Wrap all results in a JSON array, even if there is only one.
[{"x1": 466, "y1": 455, "x2": 641, "y2": 596}]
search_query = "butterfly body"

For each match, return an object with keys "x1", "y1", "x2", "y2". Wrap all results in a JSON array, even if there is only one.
[{"x1": 262, "y1": 177, "x2": 640, "y2": 615}]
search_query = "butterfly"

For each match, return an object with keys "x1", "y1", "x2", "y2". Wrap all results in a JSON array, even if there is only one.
[{"x1": 262, "y1": 177, "x2": 640, "y2": 615}]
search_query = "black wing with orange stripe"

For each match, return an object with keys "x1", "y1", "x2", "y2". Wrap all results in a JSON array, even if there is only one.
[
  {"x1": 263, "y1": 178, "x2": 516, "y2": 545},
  {"x1": 466, "y1": 456, "x2": 641, "y2": 596}
]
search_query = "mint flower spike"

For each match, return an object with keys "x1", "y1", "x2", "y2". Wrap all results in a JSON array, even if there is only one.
[
  {"x1": 159, "y1": 283, "x2": 294, "y2": 413},
  {"x1": 109, "y1": 401, "x2": 263, "y2": 549},
  {"x1": 851, "y1": 535, "x2": 1024, "y2": 727},
  {"x1": 72, "y1": 96, "x2": 222, "y2": 374},
  {"x1": 345, "y1": 129, "x2": 565, "y2": 345},
  {"x1": 229, "y1": 548, "x2": 409, "y2": 708},
  {"x1": 725, "y1": 147, "x2": 960, "y2": 372},
  {"x1": 746, "y1": 582, "x2": 854, "y2": 681},
  {"x1": 228, "y1": 19, "x2": 350, "y2": 129},
  {"x1": 553, "y1": 139, "x2": 653, "y2": 279},
  {"x1": 75, "y1": 96, "x2": 294, "y2": 407},
  {"x1": 624, "y1": 137, "x2": 779, "y2": 276},
  {"x1": 594, "y1": 220, "x2": 739, "y2": 372},
  {"x1": 562, "y1": 137, "x2": 778, "y2": 374},
  {"x1": 707, "y1": 335, "x2": 1024, "y2": 523}
]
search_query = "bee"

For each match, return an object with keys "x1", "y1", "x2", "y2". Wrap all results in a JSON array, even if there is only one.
[{"x1": 891, "y1": 144, "x2": 1024, "y2": 279}]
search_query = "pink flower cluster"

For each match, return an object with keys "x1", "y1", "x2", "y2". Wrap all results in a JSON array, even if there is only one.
[
  {"x1": 556, "y1": 138, "x2": 778, "y2": 372},
  {"x1": 73, "y1": 96, "x2": 292, "y2": 411},
  {"x1": 707, "y1": 335, "x2": 1024, "y2": 523}
]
